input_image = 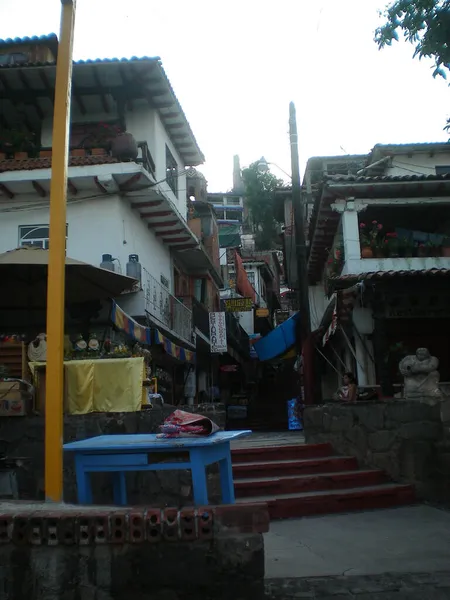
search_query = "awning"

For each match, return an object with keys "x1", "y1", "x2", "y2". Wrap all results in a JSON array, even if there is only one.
[
  {"x1": 111, "y1": 301, "x2": 152, "y2": 344},
  {"x1": 253, "y1": 312, "x2": 300, "y2": 362},
  {"x1": 154, "y1": 329, "x2": 196, "y2": 363}
]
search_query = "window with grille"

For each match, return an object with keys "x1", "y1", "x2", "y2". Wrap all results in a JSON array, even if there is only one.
[
  {"x1": 165, "y1": 145, "x2": 178, "y2": 196},
  {"x1": 19, "y1": 224, "x2": 68, "y2": 249}
]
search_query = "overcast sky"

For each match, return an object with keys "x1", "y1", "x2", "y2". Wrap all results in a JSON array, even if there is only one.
[{"x1": 1, "y1": 0, "x2": 449, "y2": 191}]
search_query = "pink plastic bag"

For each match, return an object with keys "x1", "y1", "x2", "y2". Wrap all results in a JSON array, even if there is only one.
[{"x1": 157, "y1": 409, "x2": 220, "y2": 438}]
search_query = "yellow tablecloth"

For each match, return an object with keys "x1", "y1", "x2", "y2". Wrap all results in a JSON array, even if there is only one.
[{"x1": 29, "y1": 357, "x2": 145, "y2": 414}]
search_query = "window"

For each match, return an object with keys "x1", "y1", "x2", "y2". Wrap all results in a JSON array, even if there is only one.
[
  {"x1": 435, "y1": 166, "x2": 450, "y2": 175},
  {"x1": 165, "y1": 145, "x2": 178, "y2": 196},
  {"x1": 19, "y1": 224, "x2": 68, "y2": 250},
  {"x1": 247, "y1": 271, "x2": 256, "y2": 286}
]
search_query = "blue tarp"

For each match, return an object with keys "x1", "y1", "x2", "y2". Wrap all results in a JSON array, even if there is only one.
[{"x1": 253, "y1": 312, "x2": 299, "y2": 361}]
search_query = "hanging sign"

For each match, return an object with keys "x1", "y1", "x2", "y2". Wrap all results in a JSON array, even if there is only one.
[
  {"x1": 209, "y1": 312, "x2": 227, "y2": 353},
  {"x1": 255, "y1": 308, "x2": 269, "y2": 318},
  {"x1": 224, "y1": 297, "x2": 253, "y2": 312}
]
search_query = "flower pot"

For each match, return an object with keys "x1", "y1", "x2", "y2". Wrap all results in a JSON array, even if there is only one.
[
  {"x1": 39, "y1": 150, "x2": 52, "y2": 158},
  {"x1": 361, "y1": 246, "x2": 373, "y2": 258},
  {"x1": 442, "y1": 247, "x2": 450, "y2": 257},
  {"x1": 0, "y1": 152, "x2": 6, "y2": 160},
  {"x1": 14, "y1": 151, "x2": 28, "y2": 160},
  {"x1": 91, "y1": 147, "x2": 107, "y2": 156},
  {"x1": 70, "y1": 148, "x2": 86, "y2": 157},
  {"x1": 111, "y1": 132, "x2": 138, "y2": 161},
  {"x1": 417, "y1": 246, "x2": 427, "y2": 258}
]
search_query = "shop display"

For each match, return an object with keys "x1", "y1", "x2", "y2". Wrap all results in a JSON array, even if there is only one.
[{"x1": 27, "y1": 333, "x2": 47, "y2": 362}]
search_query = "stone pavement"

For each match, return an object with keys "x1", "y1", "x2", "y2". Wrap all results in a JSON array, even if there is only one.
[
  {"x1": 231, "y1": 431, "x2": 305, "y2": 449},
  {"x1": 264, "y1": 505, "x2": 450, "y2": 598},
  {"x1": 265, "y1": 571, "x2": 450, "y2": 598}
]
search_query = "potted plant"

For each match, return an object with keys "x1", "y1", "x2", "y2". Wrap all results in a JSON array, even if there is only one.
[
  {"x1": 385, "y1": 232, "x2": 399, "y2": 257},
  {"x1": 359, "y1": 220, "x2": 382, "y2": 258},
  {"x1": 442, "y1": 236, "x2": 450, "y2": 257},
  {"x1": 398, "y1": 236, "x2": 413, "y2": 258},
  {"x1": 0, "y1": 128, "x2": 36, "y2": 158},
  {"x1": 81, "y1": 122, "x2": 122, "y2": 154},
  {"x1": 111, "y1": 131, "x2": 138, "y2": 161}
]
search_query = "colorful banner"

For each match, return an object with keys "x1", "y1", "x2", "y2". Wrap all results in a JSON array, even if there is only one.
[
  {"x1": 224, "y1": 297, "x2": 253, "y2": 312},
  {"x1": 209, "y1": 312, "x2": 227, "y2": 353},
  {"x1": 235, "y1": 251, "x2": 256, "y2": 302},
  {"x1": 153, "y1": 329, "x2": 196, "y2": 363},
  {"x1": 111, "y1": 301, "x2": 152, "y2": 345}
]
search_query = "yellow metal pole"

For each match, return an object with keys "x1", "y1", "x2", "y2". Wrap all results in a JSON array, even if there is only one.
[{"x1": 45, "y1": 0, "x2": 76, "y2": 502}]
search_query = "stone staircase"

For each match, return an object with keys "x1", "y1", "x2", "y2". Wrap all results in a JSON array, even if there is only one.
[{"x1": 232, "y1": 442, "x2": 415, "y2": 519}]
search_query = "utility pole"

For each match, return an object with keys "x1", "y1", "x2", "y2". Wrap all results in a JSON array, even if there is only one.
[
  {"x1": 45, "y1": 0, "x2": 76, "y2": 502},
  {"x1": 289, "y1": 101, "x2": 313, "y2": 404}
]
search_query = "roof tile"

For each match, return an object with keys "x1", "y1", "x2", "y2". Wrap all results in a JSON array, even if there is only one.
[{"x1": 0, "y1": 155, "x2": 120, "y2": 173}]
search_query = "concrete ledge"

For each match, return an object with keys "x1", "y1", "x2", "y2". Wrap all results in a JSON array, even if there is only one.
[{"x1": 0, "y1": 501, "x2": 269, "y2": 546}]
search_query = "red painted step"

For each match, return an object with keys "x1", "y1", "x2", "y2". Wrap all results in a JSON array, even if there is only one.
[
  {"x1": 233, "y1": 456, "x2": 358, "y2": 479},
  {"x1": 235, "y1": 469, "x2": 388, "y2": 498},
  {"x1": 231, "y1": 441, "x2": 416, "y2": 520},
  {"x1": 237, "y1": 484, "x2": 416, "y2": 520},
  {"x1": 232, "y1": 443, "x2": 332, "y2": 463}
]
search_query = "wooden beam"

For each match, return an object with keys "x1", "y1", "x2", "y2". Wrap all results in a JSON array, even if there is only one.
[
  {"x1": 72, "y1": 86, "x2": 87, "y2": 115},
  {"x1": 163, "y1": 236, "x2": 191, "y2": 244},
  {"x1": 171, "y1": 133, "x2": 188, "y2": 139},
  {"x1": 165, "y1": 122, "x2": 185, "y2": 129},
  {"x1": 39, "y1": 70, "x2": 53, "y2": 97},
  {"x1": 92, "y1": 67, "x2": 110, "y2": 113},
  {"x1": 18, "y1": 71, "x2": 44, "y2": 119},
  {"x1": 155, "y1": 228, "x2": 185, "y2": 237},
  {"x1": 161, "y1": 112, "x2": 180, "y2": 119},
  {"x1": 94, "y1": 176, "x2": 108, "y2": 194},
  {"x1": 141, "y1": 210, "x2": 172, "y2": 218},
  {"x1": 0, "y1": 183, "x2": 14, "y2": 199},
  {"x1": 31, "y1": 180, "x2": 47, "y2": 197},
  {"x1": 131, "y1": 200, "x2": 163, "y2": 209},
  {"x1": 148, "y1": 220, "x2": 178, "y2": 228},
  {"x1": 171, "y1": 244, "x2": 197, "y2": 250},
  {"x1": 67, "y1": 179, "x2": 78, "y2": 195},
  {"x1": 119, "y1": 172, "x2": 141, "y2": 191}
]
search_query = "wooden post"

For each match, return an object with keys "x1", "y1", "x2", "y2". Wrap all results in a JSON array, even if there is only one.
[{"x1": 45, "y1": 0, "x2": 76, "y2": 503}]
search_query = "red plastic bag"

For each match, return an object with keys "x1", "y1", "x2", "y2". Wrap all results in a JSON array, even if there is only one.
[{"x1": 158, "y1": 409, "x2": 220, "y2": 438}]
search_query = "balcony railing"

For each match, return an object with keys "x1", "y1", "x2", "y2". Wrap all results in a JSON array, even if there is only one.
[{"x1": 142, "y1": 268, "x2": 193, "y2": 345}]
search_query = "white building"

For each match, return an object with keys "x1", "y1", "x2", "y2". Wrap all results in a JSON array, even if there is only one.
[
  {"x1": 0, "y1": 35, "x2": 221, "y2": 348},
  {"x1": 282, "y1": 143, "x2": 450, "y2": 399}
]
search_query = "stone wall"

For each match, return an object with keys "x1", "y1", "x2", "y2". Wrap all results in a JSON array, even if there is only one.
[
  {"x1": 304, "y1": 401, "x2": 444, "y2": 499},
  {"x1": 0, "y1": 503, "x2": 269, "y2": 600},
  {"x1": 0, "y1": 405, "x2": 223, "y2": 505}
]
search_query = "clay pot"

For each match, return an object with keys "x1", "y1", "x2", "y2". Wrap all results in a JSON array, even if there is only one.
[
  {"x1": 91, "y1": 147, "x2": 107, "y2": 156},
  {"x1": 441, "y1": 246, "x2": 450, "y2": 257},
  {"x1": 111, "y1": 132, "x2": 138, "y2": 161},
  {"x1": 361, "y1": 246, "x2": 373, "y2": 258},
  {"x1": 70, "y1": 148, "x2": 86, "y2": 157}
]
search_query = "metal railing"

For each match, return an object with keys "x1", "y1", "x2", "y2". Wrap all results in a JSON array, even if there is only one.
[{"x1": 142, "y1": 268, "x2": 193, "y2": 344}]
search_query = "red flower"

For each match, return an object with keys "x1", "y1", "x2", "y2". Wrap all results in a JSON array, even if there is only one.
[
  {"x1": 372, "y1": 220, "x2": 378, "y2": 224},
  {"x1": 359, "y1": 222, "x2": 366, "y2": 228},
  {"x1": 386, "y1": 232, "x2": 398, "y2": 238},
  {"x1": 377, "y1": 224, "x2": 383, "y2": 230}
]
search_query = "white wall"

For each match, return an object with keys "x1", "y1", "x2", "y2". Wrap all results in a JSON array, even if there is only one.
[
  {"x1": 388, "y1": 152, "x2": 450, "y2": 177},
  {"x1": 41, "y1": 99, "x2": 187, "y2": 217},
  {"x1": 309, "y1": 284, "x2": 330, "y2": 331},
  {"x1": 0, "y1": 194, "x2": 172, "y2": 292}
]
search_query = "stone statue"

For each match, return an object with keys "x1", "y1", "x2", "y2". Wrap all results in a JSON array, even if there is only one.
[{"x1": 399, "y1": 348, "x2": 442, "y2": 404}]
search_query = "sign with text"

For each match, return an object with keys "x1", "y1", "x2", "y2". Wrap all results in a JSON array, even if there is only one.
[
  {"x1": 224, "y1": 297, "x2": 253, "y2": 312},
  {"x1": 255, "y1": 308, "x2": 270, "y2": 318},
  {"x1": 209, "y1": 312, "x2": 227, "y2": 353}
]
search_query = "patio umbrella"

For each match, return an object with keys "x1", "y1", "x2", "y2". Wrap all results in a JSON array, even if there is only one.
[{"x1": 0, "y1": 247, "x2": 138, "y2": 310}]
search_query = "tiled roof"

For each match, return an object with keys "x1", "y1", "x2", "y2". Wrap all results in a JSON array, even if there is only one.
[
  {"x1": 326, "y1": 173, "x2": 450, "y2": 184},
  {"x1": 0, "y1": 33, "x2": 57, "y2": 48},
  {"x1": 330, "y1": 268, "x2": 450, "y2": 284},
  {"x1": 0, "y1": 155, "x2": 120, "y2": 173}
]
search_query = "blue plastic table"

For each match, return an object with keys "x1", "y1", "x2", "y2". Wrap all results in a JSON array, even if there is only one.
[{"x1": 63, "y1": 431, "x2": 251, "y2": 506}]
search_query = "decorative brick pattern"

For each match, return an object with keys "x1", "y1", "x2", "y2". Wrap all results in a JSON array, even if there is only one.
[{"x1": 0, "y1": 504, "x2": 269, "y2": 546}]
